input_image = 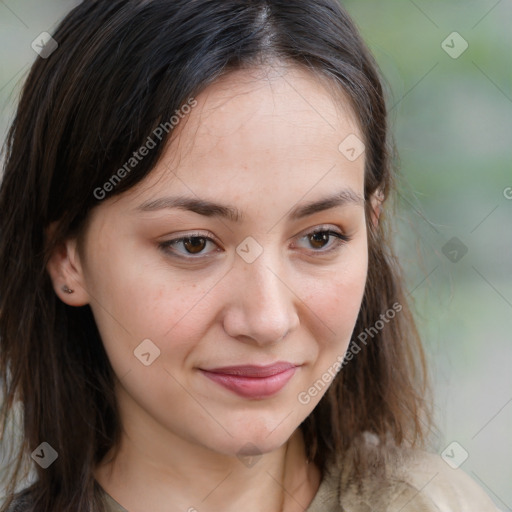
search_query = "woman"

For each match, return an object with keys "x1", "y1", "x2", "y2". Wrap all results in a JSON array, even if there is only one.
[{"x1": 0, "y1": 1, "x2": 500, "y2": 511}]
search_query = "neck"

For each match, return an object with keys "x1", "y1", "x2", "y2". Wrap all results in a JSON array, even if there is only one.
[{"x1": 94, "y1": 410, "x2": 321, "y2": 512}]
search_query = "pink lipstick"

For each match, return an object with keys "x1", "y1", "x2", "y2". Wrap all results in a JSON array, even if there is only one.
[{"x1": 199, "y1": 362, "x2": 297, "y2": 399}]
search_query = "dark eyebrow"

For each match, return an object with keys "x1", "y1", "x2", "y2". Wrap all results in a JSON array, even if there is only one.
[
  {"x1": 135, "y1": 189, "x2": 364, "y2": 222},
  {"x1": 135, "y1": 196, "x2": 243, "y2": 222},
  {"x1": 289, "y1": 189, "x2": 364, "y2": 220}
]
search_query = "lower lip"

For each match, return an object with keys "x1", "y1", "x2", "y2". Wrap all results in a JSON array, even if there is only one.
[{"x1": 200, "y1": 367, "x2": 297, "y2": 399}]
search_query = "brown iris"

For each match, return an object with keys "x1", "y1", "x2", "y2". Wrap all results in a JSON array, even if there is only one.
[
  {"x1": 308, "y1": 232, "x2": 330, "y2": 250},
  {"x1": 183, "y1": 237, "x2": 207, "y2": 254}
]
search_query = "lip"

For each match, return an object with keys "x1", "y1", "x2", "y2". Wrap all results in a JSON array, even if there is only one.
[{"x1": 199, "y1": 362, "x2": 298, "y2": 399}]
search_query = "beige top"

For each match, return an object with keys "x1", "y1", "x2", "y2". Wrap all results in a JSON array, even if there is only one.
[{"x1": 97, "y1": 446, "x2": 501, "y2": 512}]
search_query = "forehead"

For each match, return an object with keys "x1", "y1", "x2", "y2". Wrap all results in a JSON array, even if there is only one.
[
  {"x1": 193, "y1": 63, "x2": 359, "y2": 128},
  {"x1": 123, "y1": 63, "x2": 365, "y2": 206},
  {"x1": 175, "y1": 64, "x2": 360, "y2": 155}
]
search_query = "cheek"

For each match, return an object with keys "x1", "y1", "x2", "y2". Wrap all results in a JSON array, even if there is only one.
[
  {"x1": 299, "y1": 240, "x2": 368, "y2": 341},
  {"x1": 295, "y1": 238, "x2": 368, "y2": 385},
  {"x1": 83, "y1": 246, "x2": 220, "y2": 376}
]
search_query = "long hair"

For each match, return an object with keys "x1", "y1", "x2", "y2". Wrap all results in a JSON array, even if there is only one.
[{"x1": 0, "y1": 1, "x2": 431, "y2": 510}]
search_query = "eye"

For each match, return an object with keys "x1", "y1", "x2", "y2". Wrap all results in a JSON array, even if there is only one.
[
  {"x1": 295, "y1": 227, "x2": 351, "y2": 254},
  {"x1": 159, "y1": 227, "x2": 351, "y2": 261},
  {"x1": 159, "y1": 232, "x2": 220, "y2": 259}
]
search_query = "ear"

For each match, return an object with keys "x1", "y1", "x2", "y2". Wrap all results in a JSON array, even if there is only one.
[
  {"x1": 46, "y1": 230, "x2": 90, "y2": 307},
  {"x1": 369, "y1": 188, "x2": 384, "y2": 228}
]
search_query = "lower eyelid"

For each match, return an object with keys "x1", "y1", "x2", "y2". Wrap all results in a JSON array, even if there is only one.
[
  {"x1": 308, "y1": 238, "x2": 349, "y2": 257},
  {"x1": 159, "y1": 236, "x2": 218, "y2": 258},
  {"x1": 160, "y1": 229, "x2": 350, "y2": 258}
]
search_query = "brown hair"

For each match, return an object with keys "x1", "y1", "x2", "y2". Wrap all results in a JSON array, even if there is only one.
[{"x1": 0, "y1": 1, "x2": 431, "y2": 510}]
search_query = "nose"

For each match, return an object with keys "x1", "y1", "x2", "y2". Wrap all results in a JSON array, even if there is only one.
[{"x1": 221, "y1": 251, "x2": 300, "y2": 346}]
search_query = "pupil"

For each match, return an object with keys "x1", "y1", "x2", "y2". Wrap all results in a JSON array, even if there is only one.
[
  {"x1": 184, "y1": 237, "x2": 206, "y2": 254},
  {"x1": 310, "y1": 232, "x2": 328, "y2": 249}
]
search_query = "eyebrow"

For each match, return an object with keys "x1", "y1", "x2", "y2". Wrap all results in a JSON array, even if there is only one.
[{"x1": 135, "y1": 189, "x2": 364, "y2": 222}]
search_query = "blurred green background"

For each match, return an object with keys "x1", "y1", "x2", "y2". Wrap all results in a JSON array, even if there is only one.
[
  {"x1": 1, "y1": 0, "x2": 511, "y2": 509},
  {"x1": 342, "y1": 1, "x2": 512, "y2": 508}
]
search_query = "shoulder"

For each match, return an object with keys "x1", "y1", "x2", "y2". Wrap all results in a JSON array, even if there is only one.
[
  {"x1": 2, "y1": 482, "x2": 116, "y2": 512},
  {"x1": 328, "y1": 436, "x2": 501, "y2": 512},
  {"x1": 378, "y1": 448, "x2": 500, "y2": 511},
  {"x1": 3, "y1": 488, "x2": 34, "y2": 512}
]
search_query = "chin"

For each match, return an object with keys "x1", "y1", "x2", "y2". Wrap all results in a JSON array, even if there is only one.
[{"x1": 204, "y1": 425, "x2": 294, "y2": 459}]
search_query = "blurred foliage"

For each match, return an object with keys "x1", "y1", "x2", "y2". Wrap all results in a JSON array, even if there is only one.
[{"x1": 343, "y1": 2, "x2": 512, "y2": 507}]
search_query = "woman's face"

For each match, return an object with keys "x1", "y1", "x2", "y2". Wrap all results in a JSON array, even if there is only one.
[{"x1": 55, "y1": 65, "x2": 369, "y2": 457}]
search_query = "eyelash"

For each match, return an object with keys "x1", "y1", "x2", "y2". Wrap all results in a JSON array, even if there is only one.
[{"x1": 158, "y1": 226, "x2": 351, "y2": 260}]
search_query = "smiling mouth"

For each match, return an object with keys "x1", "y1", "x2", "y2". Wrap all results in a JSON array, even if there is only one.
[{"x1": 199, "y1": 362, "x2": 299, "y2": 399}]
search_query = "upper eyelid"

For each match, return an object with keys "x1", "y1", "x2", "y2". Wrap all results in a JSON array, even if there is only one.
[
  {"x1": 164, "y1": 225, "x2": 344, "y2": 243},
  {"x1": 161, "y1": 225, "x2": 347, "y2": 256}
]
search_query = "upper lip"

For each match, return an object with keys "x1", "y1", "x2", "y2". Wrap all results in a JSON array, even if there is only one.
[{"x1": 201, "y1": 362, "x2": 298, "y2": 378}]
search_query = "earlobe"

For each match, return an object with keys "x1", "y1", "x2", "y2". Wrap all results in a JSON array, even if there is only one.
[{"x1": 46, "y1": 236, "x2": 90, "y2": 306}]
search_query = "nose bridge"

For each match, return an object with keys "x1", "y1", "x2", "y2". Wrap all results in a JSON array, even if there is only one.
[{"x1": 223, "y1": 247, "x2": 298, "y2": 344}]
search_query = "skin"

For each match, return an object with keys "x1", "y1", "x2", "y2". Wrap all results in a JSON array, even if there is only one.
[{"x1": 47, "y1": 63, "x2": 374, "y2": 512}]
